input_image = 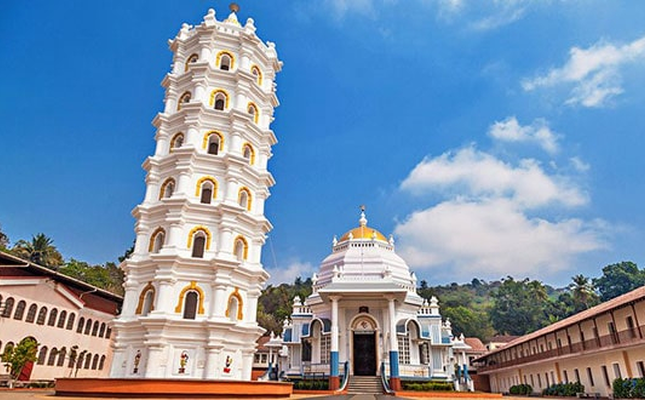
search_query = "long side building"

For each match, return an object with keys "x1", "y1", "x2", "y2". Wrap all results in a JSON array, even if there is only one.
[{"x1": 474, "y1": 286, "x2": 645, "y2": 397}]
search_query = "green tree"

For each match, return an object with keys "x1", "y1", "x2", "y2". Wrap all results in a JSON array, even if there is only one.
[
  {"x1": 490, "y1": 277, "x2": 549, "y2": 335},
  {"x1": 1, "y1": 337, "x2": 39, "y2": 381},
  {"x1": 593, "y1": 261, "x2": 645, "y2": 302},
  {"x1": 570, "y1": 274, "x2": 599, "y2": 312},
  {"x1": 58, "y1": 259, "x2": 124, "y2": 296},
  {"x1": 442, "y1": 305, "x2": 494, "y2": 341},
  {"x1": 0, "y1": 224, "x2": 9, "y2": 250},
  {"x1": 12, "y1": 233, "x2": 64, "y2": 268}
]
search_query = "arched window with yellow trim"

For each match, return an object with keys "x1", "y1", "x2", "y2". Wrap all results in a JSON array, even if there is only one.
[
  {"x1": 170, "y1": 133, "x2": 184, "y2": 152},
  {"x1": 188, "y1": 226, "x2": 211, "y2": 258},
  {"x1": 136, "y1": 283, "x2": 156, "y2": 316},
  {"x1": 177, "y1": 91, "x2": 191, "y2": 110},
  {"x1": 185, "y1": 53, "x2": 199, "y2": 71},
  {"x1": 210, "y1": 90, "x2": 229, "y2": 111},
  {"x1": 247, "y1": 102, "x2": 259, "y2": 124},
  {"x1": 175, "y1": 281, "x2": 205, "y2": 319},
  {"x1": 216, "y1": 50, "x2": 235, "y2": 71},
  {"x1": 207, "y1": 133, "x2": 221, "y2": 155},
  {"x1": 233, "y1": 236, "x2": 248, "y2": 261},
  {"x1": 242, "y1": 143, "x2": 255, "y2": 165},
  {"x1": 159, "y1": 178, "x2": 175, "y2": 200},
  {"x1": 238, "y1": 187, "x2": 252, "y2": 211},
  {"x1": 250, "y1": 65, "x2": 263, "y2": 86},
  {"x1": 148, "y1": 228, "x2": 166, "y2": 253},
  {"x1": 226, "y1": 289, "x2": 244, "y2": 321},
  {"x1": 195, "y1": 176, "x2": 218, "y2": 205}
]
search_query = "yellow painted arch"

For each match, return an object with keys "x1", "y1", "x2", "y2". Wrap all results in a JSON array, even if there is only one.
[
  {"x1": 209, "y1": 89, "x2": 230, "y2": 109},
  {"x1": 215, "y1": 50, "x2": 235, "y2": 70},
  {"x1": 225, "y1": 287, "x2": 244, "y2": 320},
  {"x1": 195, "y1": 176, "x2": 218, "y2": 199},
  {"x1": 202, "y1": 131, "x2": 224, "y2": 151},
  {"x1": 135, "y1": 282, "x2": 156, "y2": 315},
  {"x1": 174, "y1": 281, "x2": 205, "y2": 315},
  {"x1": 148, "y1": 227, "x2": 166, "y2": 252},
  {"x1": 187, "y1": 225, "x2": 212, "y2": 250}
]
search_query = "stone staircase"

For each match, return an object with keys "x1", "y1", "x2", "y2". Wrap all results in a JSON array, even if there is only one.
[{"x1": 347, "y1": 375, "x2": 383, "y2": 394}]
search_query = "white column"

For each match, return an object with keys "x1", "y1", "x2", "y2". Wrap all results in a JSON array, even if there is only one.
[{"x1": 388, "y1": 297, "x2": 398, "y2": 352}]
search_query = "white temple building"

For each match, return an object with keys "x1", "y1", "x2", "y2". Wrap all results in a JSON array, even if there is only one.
[
  {"x1": 281, "y1": 210, "x2": 467, "y2": 391},
  {"x1": 109, "y1": 5, "x2": 281, "y2": 381}
]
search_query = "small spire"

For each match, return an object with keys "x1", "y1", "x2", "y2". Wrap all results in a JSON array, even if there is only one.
[
  {"x1": 359, "y1": 205, "x2": 367, "y2": 227},
  {"x1": 224, "y1": 3, "x2": 240, "y2": 25},
  {"x1": 229, "y1": 3, "x2": 240, "y2": 13}
]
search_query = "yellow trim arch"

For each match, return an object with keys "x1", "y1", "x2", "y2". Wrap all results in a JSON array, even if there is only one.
[
  {"x1": 247, "y1": 102, "x2": 259, "y2": 124},
  {"x1": 159, "y1": 178, "x2": 176, "y2": 200},
  {"x1": 187, "y1": 226, "x2": 212, "y2": 250},
  {"x1": 202, "y1": 131, "x2": 224, "y2": 151},
  {"x1": 215, "y1": 50, "x2": 235, "y2": 70},
  {"x1": 148, "y1": 227, "x2": 166, "y2": 252},
  {"x1": 184, "y1": 53, "x2": 199, "y2": 71},
  {"x1": 250, "y1": 65, "x2": 263, "y2": 86},
  {"x1": 169, "y1": 132, "x2": 184, "y2": 153},
  {"x1": 225, "y1": 287, "x2": 244, "y2": 320},
  {"x1": 195, "y1": 176, "x2": 218, "y2": 199},
  {"x1": 135, "y1": 282, "x2": 156, "y2": 315},
  {"x1": 242, "y1": 143, "x2": 255, "y2": 165},
  {"x1": 174, "y1": 281, "x2": 205, "y2": 314},
  {"x1": 237, "y1": 187, "x2": 252, "y2": 211},
  {"x1": 233, "y1": 235, "x2": 249, "y2": 260},
  {"x1": 177, "y1": 91, "x2": 192, "y2": 110},
  {"x1": 209, "y1": 89, "x2": 230, "y2": 109}
]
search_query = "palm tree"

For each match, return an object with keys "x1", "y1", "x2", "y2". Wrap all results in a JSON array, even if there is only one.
[
  {"x1": 570, "y1": 274, "x2": 599, "y2": 312},
  {"x1": 12, "y1": 233, "x2": 64, "y2": 268}
]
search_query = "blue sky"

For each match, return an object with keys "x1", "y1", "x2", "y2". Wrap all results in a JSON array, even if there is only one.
[{"x1": 1, "y1": 1, "x2": 645, "y2": 287}]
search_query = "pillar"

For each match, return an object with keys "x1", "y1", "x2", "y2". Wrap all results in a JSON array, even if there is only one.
[
  {"x1": 329, "y1": 296, "x2": 340, "y2": 390},
  {"x1": 387, "y1": 296, "x2": 401, "y2": 391}
]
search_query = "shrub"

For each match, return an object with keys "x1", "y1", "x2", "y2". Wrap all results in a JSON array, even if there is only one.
[
  {"x1": 612, "y1": 377, "x2": 645, "y2": 398},
  {"x1": 542, "y1": 382, "x2": 584, "y2": 397},
  {"x1": 509, "y1": 383, "x2": 533, "y2": 395},
  {"x1": 401, "y1": 380, "x2": 454, "y2": 391},
  {"x1": 293, "y1": 379, "x2": 329, "y2": 391}
]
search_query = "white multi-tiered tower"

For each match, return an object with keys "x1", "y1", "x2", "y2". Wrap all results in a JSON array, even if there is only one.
[{"x1": 110, "y1": 5, "x2": 281, "y2": 381}]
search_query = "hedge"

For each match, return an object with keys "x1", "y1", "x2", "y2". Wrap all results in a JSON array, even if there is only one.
[
  {"x1": 401, "y1": 381, "x2": 455, "y2": 391},
  {"x1": 613, "y1": 377, "x2": 645, "y2": 398},
  {"x1": 509, "y1": 383, "x2": 533, "y2": 395},
  {"x1": 292, "y1": 379, "x2": 329, "y2": 390},
  {"x1": 542, "y1": 382, "x2": 584, "y2": 397}
]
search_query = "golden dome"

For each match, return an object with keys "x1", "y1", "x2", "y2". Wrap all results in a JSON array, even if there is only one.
[{"x1": 339, "y1": 226, "x2": 388, "y2": 242}]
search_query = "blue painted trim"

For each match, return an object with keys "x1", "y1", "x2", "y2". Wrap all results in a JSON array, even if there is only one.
[
  {"x1": 389, "y1": 351, "x2": 399, "y2": 378},
  {"x1": 330, "y1": 351, "x2": 339, "y2": 377}
]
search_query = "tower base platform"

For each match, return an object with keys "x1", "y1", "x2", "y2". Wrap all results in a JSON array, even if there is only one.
[{"x1": 55, "y1": 378, "x2": 293, "y2": 398}]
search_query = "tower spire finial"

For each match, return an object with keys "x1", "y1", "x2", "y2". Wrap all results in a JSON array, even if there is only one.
[
  {"x1": 229, "y1": 3, "x2": 240, "y2": 13},
  {"x1": 359, "y1": 205, "x2": 367, "y2": 227}
]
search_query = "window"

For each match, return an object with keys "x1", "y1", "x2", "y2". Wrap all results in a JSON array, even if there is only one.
[
  {"x1": 227, "y1": 296, "x2": 239, "y2": 321},
  {"x1": 627, "y1": 316, "x2": 637, "y2": 338},
  {"x1": 170, "y1": 133, "x2": 184, "y2": 152},
  {"x1": 77, "y1": 317, "x2": 85, "y2": 333},
  {"x1": 85, "y1": 353, "x2": 92, "y2": 369},
  {"x1": 185, "y1": 53, "x2": 198, "y2": 71},
  {"x1": 57, "y1": 310, "x2": 67, "y2": 328},
  {"x1": 183, "y1": 291, "x2": 198, "y2": 320},
  {"x1": 563, "y1": 370, "x2": 568, "y2": 383},
  {"x1": 92, "y1": 321, "x2": 99, "y2": 336},
  {"x1": 211, "y1": 90, "x2": 228, "y2": 110},
  {"x1": 37, "y1": 306, "x2": 47, "y2": 325},
  {"x1": 608, "y1": 322, "x2": 618, "y2": 344},
  {"x1": 99, "y1": 355, "x2": 106, "y2": 370},
  {"x1": 66, "y1": 313, "x2": 75, "y2": 330},
  {"x1": 192, "y1": 233, "x2": 206, "y2": 258},
  {"x1": 207, "y1": 133, "x2": 220, "y2": 155},
  {"x1": 149, "y1": 228, "x2": 165, "y2": 253},
  {"x1": 177, "y1": 91, "x2": 191, "y2": 110},
  {"x1": 92, "y1": 354, "x2": 99, "y2": 370},
  {"x1": 530, "y1": 374, "x2": 534, "y2": 387},
  {"x1": 106, "y1": 327, "x2": 112, "y2": 338},
  {"x1": 136, "y1": 284, "x2": 156, "y2": 316},
  {"x1": 250, "y1": 65, "x2": 262, "y2": 86},
  {"x1": 320, "y1": 335, "x2": 331, "y2": 364},
  {"x1": 2, "y1": 297, "x2": 14, "y2": 318},
  {"x1": 545, "y1": 373, "x2": 550, "y2": 387},
  {"x1": 302, "y1": 341, "x2": 312, "y2": 362},
  {"x1": 26, "y1": 304, "x2": 37, "y2": 323},
  {"x1": 99, "y1": 322, "x2": 106, "y2": 338},
  {"x1": 242, "y1": 143, "x2": 255, "y2": 165},
  {"x1": 638, "y1": 361, "x2": 645, "y2": 378},
  {"x1": 159, "y1": 178, "x2": 175, "y2": 199},
  {"x1": 37, "y1": 346, "x2": 48, "y2": 365},
  {"x1": 234, "y1": 236, "x2": 248, "y2": 261},
  {"x1": 574, "y1": 368, "x2": 580, "y2": 383},
  {"x1": 48, "y1": 308, "x2": 58, "y2": 326},
  {"x1": 247, "y1": 102, "x2": 259, "y2": 123},
  {"x1": 141, "y1": 290, "x2": 154, "y2": 316},
  {"x1": 57, "y1": 348, "x2": 66, "y2": 367},
  {"x1": 613, "y1": 363, "x2": 622, "y2": 379},
  {"x1": 13, "y1": 300, "x2": 26, "y2": 320},
  {"x1": 587, "y1": 367, "x2": 595, "y2": 386},
  {"x1": 602, "y1": 365, "x2": 610, "y2": 386},
  {"x1": 200, "y1": 182, "x2": 214, "y2": 204},
  {"x1": 85, "y1": 319, "x2": 93, "y2": 335},
  {"x1": 238, "y1": 188, "x2": 251, "y2": 210},
  {"x1": 398, "y1": 336, "x2": 411, "y2": 364},
  {"x1": 217, "y1": 51, "x2": 234, "y2": 70},
  {"x1": 48, "y1": 348, "x2": 58, "y2": 366},
  {"x1": 76, "y1": 353, "x2": 84, "y2": 369}
]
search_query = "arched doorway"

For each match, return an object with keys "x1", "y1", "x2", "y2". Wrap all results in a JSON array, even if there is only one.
[{"x1": 351, "y1": 316, "x2": 377, "y2": 376}]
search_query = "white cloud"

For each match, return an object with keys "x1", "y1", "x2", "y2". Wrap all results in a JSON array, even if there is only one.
[
  {"x1": 522, "y1": 35, "x2": 645, "y2": 107},
  {"x1": 570, "y1": 157, "x2": 590, "y2": 172},
  {"x1": 324, "y1": 0, "x2": 376, "y2": 20},
  {"x1": 400, "y1": 147, "x2": 586, "y2": 208},
  {"x1": 394, "y1": 198, "x2": 607, "y2": 280},
  {"x1": 488, "y1": 116, "x2": 559, "y2": 154},
  {"x1": 470, "y1": 2, "x2": 526, "y2": 31},
  {"x1": 266, "y1": 260, "x2": 315, "y2": 285}
]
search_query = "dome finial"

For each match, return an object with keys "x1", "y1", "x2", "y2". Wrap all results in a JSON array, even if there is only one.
[
  {"x1": 359, "y1": 204, "x2": 367, "y2": 227},
  {"x1": 229, "y1": 3, "x2": 240, "y2": 13}
]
